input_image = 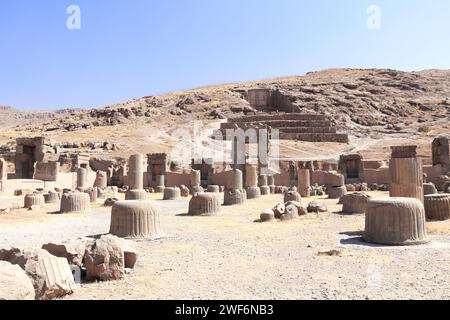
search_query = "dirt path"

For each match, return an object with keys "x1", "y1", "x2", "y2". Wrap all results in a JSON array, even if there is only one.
[{"x1": 0, "y1": 192, "x2": 449, "y2": 300}]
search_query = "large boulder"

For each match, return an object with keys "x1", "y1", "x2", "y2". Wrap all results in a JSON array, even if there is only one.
[
  {"x1": 0, "y1": 248, "x2": 76, "y2": 300},
  {"x1": 0, "y1": 261, "x2": 35, "y2": 300},
  {"x1": 84, "y1": 235, "x2": 125, "y2": 281}
]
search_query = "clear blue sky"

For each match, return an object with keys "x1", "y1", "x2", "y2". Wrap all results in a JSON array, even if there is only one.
[{"x1": 1, "y1": 0, "x2": 449, "y2": 110}]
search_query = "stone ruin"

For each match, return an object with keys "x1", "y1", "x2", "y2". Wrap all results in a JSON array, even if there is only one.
[
  {"x1": 214, "y1": 113, "x2": 349, "y2": 143},
  {"x1": 338, "y1": 153, "x2": 364, "y2": 184},
  {"x1": 147, "y1": 153, "x2": 169, "y2": 190},
  {"x1": 389, "y1": 146, "x2": 424, "y2": 203}
]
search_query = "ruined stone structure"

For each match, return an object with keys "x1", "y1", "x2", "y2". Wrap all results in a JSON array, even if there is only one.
[
  {"x1": 364, "y1": 198, "x2": 428, "y2": 245},
  {"x1": 60, "y1": 192, "x2": 91, "y2": 213},
  {"x1": 24, "y1": 193, "x2": 45, "y2": 209},
  {"x1": 128, "y1": 154, "x2": 144, "y2": 190},
  {"x1": 432, "y1": 136, "x2": 449, "y2": 168},
  {"x1": 191, "y1": 158, "x2": 213, "y2": 186},
  {"x1": 189, "y1": 170, "x2": 203, "y2": 194},
  {"x1": 267, "y1": 175, "x2": 276, "y2": 194},
  {"x1": 163, "y1": 187, "x2": 181, "y2": 200},
  {"x1": 340, "y1": 193, "x2": 370, "y2": 214},
  {"x1": 33, "y1": 162, "x2": 59, "y2": 182},
  {"x1": 215, "y1": 113, "x2": 348, "y2": 143},
  {"x1": 324, "y1": 172, "x2": 346, "y2": 199},
  {"x1": 94, "y1": 171, "x2": 108, "y2": 188},
  {"x1": 15, "y1": 137, "x2": 58, "y2": 179},
  {"x1": 339, "y1": 153, "x2": 364, "y2": 183},
  {"x1": 206, "y1": 185, "x2": 220, "y2": 193},
  {"x1": 243, "y1": 88, "x2": 297, "y2": 113},
  {"x1": 125, "y1": 154, "x2": 147, "y2": 200},
  {"x1": 84, "y1": 187, "x2": 98, "y2": 203},
  {"x1": 110, "y1": 200, "x2": 162, "y2": 239},
  {"x1": 297, "y1": 169, "x2": 311, "y2": 197},
  {"x1": 188, "y1": 193, "x2": 221, "y2": 216},
  {"x1": 423, "y1": 183, "x2": 438, "y2": 195},
  {"x1": 0, "y1": 158, "x2": 6, "y2": 192},
  {"x1": 245, "y1": 164, "x2": 260, "y2": 199},
  {"x1": 424, "y1": 194, "x2": 450, "y2": 221},
  {"x1": 223, "y1": 169, "x2": 246, "y2": 205},
  {"x1": 44, "y1": 191, "x2": 61, "y2": 204},
  {"x1": 147, "y1": 153, "x2": 169, "y2": 188},
  {"x1": 389, "y1": 146, "x2": 424, "y2": 203},
  {"x1": 76, "y1": 168, "x2": 88, "y2": 190}
]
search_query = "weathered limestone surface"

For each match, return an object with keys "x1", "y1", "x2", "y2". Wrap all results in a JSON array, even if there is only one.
[
  {"x1": 424, "y1": 194, "x2": 450, "y2": 221},
  {"x1": 110, "y1": 200, "x2": 162, "y2": 239},
  {"x1": 364, "y1": 198, "x2": 428, "y2": 246},
  {"x1": 60, "y1": 192, "x2": 91, "y2": 213},
  {"x1": 188, "y1": 193, "x2": 221, "y2": 216}
]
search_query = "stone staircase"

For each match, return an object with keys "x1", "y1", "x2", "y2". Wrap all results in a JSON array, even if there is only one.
[{"x1": 214, "y1": 113, "x2": 349, "y2": 143}]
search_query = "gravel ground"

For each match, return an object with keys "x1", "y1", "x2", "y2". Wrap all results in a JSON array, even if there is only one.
[{"x1": 0, "y1": 192, "x2": 449, "y2": 300}]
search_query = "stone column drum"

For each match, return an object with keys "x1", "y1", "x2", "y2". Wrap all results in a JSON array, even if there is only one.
[
  {"x1": 155, "y1": 175, "x2": 165, "y2": 193},
  {"x1": 223, "y1": 169, "x2": 246, "y2": 205},
  {"x1": 94, "y1": 171, "x2": 108, "y2": 188},
  {"x1": 125, "y1": 154, "x2": 147, "y2": 200},
  {"x1": 389, "y1": 146, "x2": 424, "y2": 203},
  {"x1": 298, "y1": 169, "x2": 311, "y2": 198},
  {"x1": 129, "y1": 154, "x2": 144, "y2": 190},
  {"x1": 77, "y1": 168, "x2": 88, "y2": 189},
  {"x1": 364, "y1": 198, "x2": 428, "y2": 246},
  {"x1": 110, "y1": 200, "x2": 163, "y2": 239},
  {"x1": 245, "y1": 164, "x2": 260, "y2": 199}
]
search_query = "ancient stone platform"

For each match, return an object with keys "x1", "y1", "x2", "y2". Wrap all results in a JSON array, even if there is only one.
[{"x1": 214, "y1": 113, "x2": 348, "y2": 143}]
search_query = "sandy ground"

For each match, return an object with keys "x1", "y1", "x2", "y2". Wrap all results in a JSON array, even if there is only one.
[{"x1": 0, "y1": 191, "x2": 449, "y2": 300}]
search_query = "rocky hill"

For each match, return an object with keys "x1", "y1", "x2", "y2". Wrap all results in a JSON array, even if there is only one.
[{"x1": 1, "y1": 68, "x2": 449, "y2": 160}]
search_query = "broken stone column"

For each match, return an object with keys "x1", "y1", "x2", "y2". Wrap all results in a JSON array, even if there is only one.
[
  {"x1": 110, "y1": 200, "x2": 163, "y2": 239},
  {"x1": 325, "y1": 172, "x2": 346, "y2": 199},
  {"x1": 423, "y1": 183, "x2": 438, "y2": 195},
  {"x1": 424, "y1": 193, "x2": 450, "y2": 221},
  {"x1": 128, "y1": 154, "x2": 144, "y2": 190},
  {"x1": 364, "y1": 198, "x2": 428, "y2": 245},
  {"x1": 223, "y1": 169, "x2": 246, "y2": 205},
  {"x1": 0, "y1": 158, "x2": 7, "y2": 182},
  {"x1": 163, "y1": 187, "x2": 181, "y2": 200},
  {"x1": 44, "y1": 191, "x2": 61, "y2": 204},
  {"x1": 76, "y1": 168, "x2": 88, "y2": 190},
  {"x1": 189, "y1": 170, "x2": 203, "y2": 195},
  {"x1": 340, "y1": 192, "x2": 370, "y2": 214},
  {"x1": 24, "y1": 193, "x2": 45, "y2": 210},
  {"x1": 0, "y1": 248, "x2": 76, "y2": 300},
  {"x1": 94, "y1": 171, "x2": 108, "y2": 188},
  {"x1": 188, "y1": 193, "x2": 221, "y2": 216},
  {"x1": 60, "y1": 192, "x2": 91, "y2": 213},
  {"x1": 389, "y1": 146, "x2": 424, "y2": 203},
  {"x1": 298, "y1": 169, "x2": 311, "y2": 197},
  {"x1": 84, "y1": 187, "x2": 98, "y2": 203},
  {"x1": 432, "y1": 136, "x2": 449, "y2": 168},
  {"x1": 258, "y1": 174, "x2": 270, "y2": 195},
  {"x1": 125, "y1": 154, "x2": 147, "y2": 200},
  {"x1": 154, "y1": 175, "x2": 165, "y2": 193},
  {"x1": 267, "y1": 175, "x2": 276, "y2": 194},
  {"x1": 245, "y1": 164, "x2": 260, "y2": 199},
  {"x1": 206, "y1": 185, "x2": 220, "y2": 193}
]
